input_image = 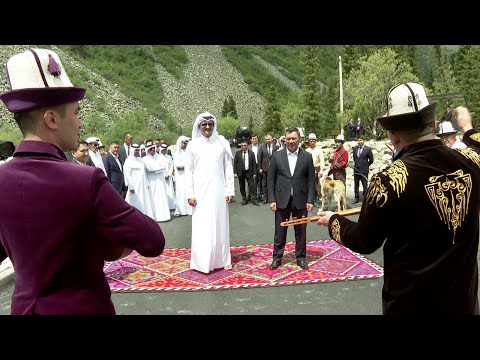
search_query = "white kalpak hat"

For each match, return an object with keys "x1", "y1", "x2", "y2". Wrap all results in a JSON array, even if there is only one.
[
  {"x1": 377, "y1": 82, "x2": 436, "y2": 131},
  {"x1": 437, "y1": 121, "x2": 457, "y2": 136},
  {"x1": 308, "y1": 133, "x2": 317, "y2": 140},
  {"x1": 0, "y1": 48, "x2": 86, "y2": 113},
  {"x1": 334, "y1": 134, "x2": 345, "y2": 143}
]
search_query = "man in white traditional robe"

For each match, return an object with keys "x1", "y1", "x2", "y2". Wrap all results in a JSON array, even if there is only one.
[
  {"x1": 123, "y1": 144, "x2": 155, "y2": 219},
  {"x1": 159, "y1": 144, "x2": 176, "y2": 210},
  {"x1": 86, "y1": 137, "x2": 107, "y2": 176},
  {"x1": 143, "y1": 142, "x2": 171, "y2": 222},
  {"x1": 173, "y1": 136, "x2": 193, "y2": 217},
  {"x1": 186, "y1": 112, "x2": 235, "y2": 273}
]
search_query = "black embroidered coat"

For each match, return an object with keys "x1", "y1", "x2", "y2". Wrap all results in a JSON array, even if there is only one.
[{"x1": 328, "y1": 138, "x2": 480, "y2": 314}]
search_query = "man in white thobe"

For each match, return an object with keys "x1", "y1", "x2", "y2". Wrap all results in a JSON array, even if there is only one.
[
  {"x1": 186, "y1": 112, "x2": 235, "y2": 273},
  {"x1": 123, "y1": 144, "x2": 155, "y2": 220},
  {"x1": 86, "y1": 137, "x2": 107, "y2": 176},
  {"x1": 159, "y1": 144, "x2": 176, "y2": 210},
  {"x1": 173, "y1": 136, "x2": 193, "y2": 216},
  {"x1": 143, "y1": 142, "x2": 171, "y2": 222}
]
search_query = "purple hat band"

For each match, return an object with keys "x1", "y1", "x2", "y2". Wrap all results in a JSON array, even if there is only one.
[{"x1": 0, "y1": 86, "x2": 86, "y2": 113}]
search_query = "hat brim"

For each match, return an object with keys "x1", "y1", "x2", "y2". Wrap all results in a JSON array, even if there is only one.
[
  {"x1": 0, "y1": 87, "x2": 86, "y2": 113},
  {"x1": 377, "y1": 103, "x2": 437, "y2": 131},
  {"x1": 438, "y1": 131, "x2": 457, "y2": 136},
  {"x1": 334, "y1": 139, "x2": 345, "y2": 143}
]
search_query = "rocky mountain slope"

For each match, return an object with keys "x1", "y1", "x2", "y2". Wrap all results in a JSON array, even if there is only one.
[{"x1": 0, "y1": 45, "x2": 275, "y2": 134}]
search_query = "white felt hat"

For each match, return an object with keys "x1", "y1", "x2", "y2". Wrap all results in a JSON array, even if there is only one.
[
  {"x1": 0, "y1": 48, "x2": 86, "y2": 113},
  {"x1": 377, "y1": 82, "x2": 436, "y2": 131}
]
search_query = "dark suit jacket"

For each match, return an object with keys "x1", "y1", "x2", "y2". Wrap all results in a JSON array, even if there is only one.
[
  {"x1": 233, "y1": 149, "x2": 257, "y2": 178},
  {"x1": 70, "y1": 157, "x2": 95, "y2": 167},
  {"x1": 267, "y1": 148, "x2": 315, "y2": 209},
  {"x1": 257, "y1": 143, "x2": 279, "y2": 172},
  {"x1": 352, "y1": 145, "x2": 374, "y2": 174},
  {"x1": 102, "y1": 152, "x2": 126, "y2": 194},
  {"x1": 118, "y1": 143, "x2": 128, "y2": 166}
]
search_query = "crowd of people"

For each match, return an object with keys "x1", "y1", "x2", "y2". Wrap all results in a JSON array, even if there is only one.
[{"x1": 0, "y1": 47, "x2": 479, "y2": 315}]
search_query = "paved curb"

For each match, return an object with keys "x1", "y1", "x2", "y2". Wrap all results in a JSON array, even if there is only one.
[{"x1": 0, "y1": 258, "x2": 14, "y2": 286}]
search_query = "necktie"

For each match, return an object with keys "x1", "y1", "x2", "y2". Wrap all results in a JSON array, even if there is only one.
[
  {"x1": 127, "y1": 146, "x2": 130, "y2": 156},
  {"x1": 243, "y1": 151, "x2": 248, "y2": 170},
  {"x1": 358, "y1": 147, "x2": 363, "y2": 157},
  {"x1": 267, "y1": 144, "x2": 271, "y2": 156}
]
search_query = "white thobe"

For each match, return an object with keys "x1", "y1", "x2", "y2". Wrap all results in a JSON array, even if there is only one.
[
  {"x1": 88, "y1": 149, "x2": 107, "y2": 176},
  {"x1": 173, "y1": 149, "x2": 193, "y2": 216},
  {"x1": 123, "y1": 155, "x2": 155, "y2": 219},
  {"x1": 160, "y1": 153, "x2": 176, "y2": 210},
  {"x1": 143, "y1": 153, "x2": 171, "y2": 222},
  {"x1": 186, "y1": 135, "x2": 235, "y2": 273}
]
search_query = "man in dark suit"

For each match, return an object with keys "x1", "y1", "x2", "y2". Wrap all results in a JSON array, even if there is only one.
[
  {"x1": 352, "y1": 135, "x2": 374, "y2": 204},
  {"x1": 347, "y1": 118, "x2": 357, "y2": 141},
  {"x1": 356, "y1": 117, "x2": 365, "y2": 138},
  {"x1": 103, "y1": 141, "x2": 127, "y2": 196},
  {"x1": 71, "y1": 140, "x2": 94, "y2": 166},
  {"x1": 118, "y1": 132, "x2": 133, "y2": 166},
  {"x1": 257, "y1": 134, "x2": 279, "y2": 203},
  {"x1": 233, "y1": 140, "x2": 259, "y2": 206},
  {"x1": 267, "y1": 127, "x2": 315, "y2": 270}
]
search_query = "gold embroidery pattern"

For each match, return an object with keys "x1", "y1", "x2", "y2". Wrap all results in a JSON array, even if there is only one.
[
  {"x1": 383, "y1": 160, "x2": 408, "y2": 197},
  {"x1": 457, "y1": 147, "x2": 480, "y2": 167},
  {"x1": 470, "y1": 132, "x2": 480, "y2": 143},
  {"x1": 365, "y1": 174, "x2": 388, "y2": 207},
  {"x1": 425, "y1": 170, "x2": 472, "y2": 244},
  {"x1": 331, "y1": 219, "x2": 341, "y2": 243},
  {"x1": 365, "y1": 160, "x2": 408, "y2": 208}
]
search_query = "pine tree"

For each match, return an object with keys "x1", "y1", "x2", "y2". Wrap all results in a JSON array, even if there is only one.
[
  {"x1": 263, "y1": 85, "x2": 282, "y2": 135},
  {"x1": 221, "y1": 97, "x2": 230, "y2": 118},
  {"x1": 301, "y1": 45, "x2": 321, "y2": 136},
  {"x1": 227, "y1": 95, "x2": 238, "y2": 119},
  {"x1": 247, "y1": 115, "x2": 254, "y2": 129}
]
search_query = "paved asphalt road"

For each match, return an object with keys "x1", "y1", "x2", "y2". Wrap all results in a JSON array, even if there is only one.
[{"x1": 0, "y1": 172, "x2": 386, "y2": 315}]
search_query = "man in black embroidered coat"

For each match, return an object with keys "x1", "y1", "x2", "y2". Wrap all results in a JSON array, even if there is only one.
[{"x1": 317, "y1": 83, "x2": 480, "y2": 315}]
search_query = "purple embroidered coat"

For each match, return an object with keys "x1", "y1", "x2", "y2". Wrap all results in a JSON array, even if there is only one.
[{"x1": 0, "y1": 141, "x2": 165, "y2": 315}]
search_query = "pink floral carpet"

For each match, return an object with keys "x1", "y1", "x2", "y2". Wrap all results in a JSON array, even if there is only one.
[{"x1": 104, "y1": 240, "x2": 383, "y2": 292}]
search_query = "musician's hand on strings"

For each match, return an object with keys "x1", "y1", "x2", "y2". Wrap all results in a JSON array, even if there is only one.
[{"x1": 316, "y1": 211, "x2": 335, "y2": 227}]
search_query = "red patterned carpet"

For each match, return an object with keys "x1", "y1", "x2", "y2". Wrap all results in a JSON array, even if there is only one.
[{"x1": 104, "y1": 240, "x2": 383, "y2": 292}]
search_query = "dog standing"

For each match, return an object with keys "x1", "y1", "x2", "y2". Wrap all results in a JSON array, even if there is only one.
[{"x1": 319, "y1": 174, "x2": 346, "y2": 212}]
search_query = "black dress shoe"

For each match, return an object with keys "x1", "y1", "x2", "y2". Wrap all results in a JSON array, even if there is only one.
[
  {"x1": 352, "y1": 199, "x2": 359, "y2": 204},
  {"x1": 251, "y1": 201, "x2": 260, "y2": 206},
  {"x1": 241, "y1": 200, "x2": 248, "y2": 205},
  {"x1": 296, "y1": 259, "x2": 308, "y2": 270},
  {"x1": 269, "y1": 258, "x2": 281, "y2": 270}
]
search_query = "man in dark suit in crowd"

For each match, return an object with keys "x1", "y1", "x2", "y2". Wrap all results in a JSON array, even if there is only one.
[
  {"x1": 347, "y1": 118, "x2": 357, "y2": 141},
  {"x1": 103, "y1": 141, "x2": 127, "y2": 196},
  {"x1": 258, "y1": 133, "x2": 279, "y2": 203},
  {"x1": 118, "y1": 132, "x2": 133, "y2": 166},
  {"x1": 352, "y1": 135, "x2": 374, "y2": 204},
  {"x1": 267, "y1": 127, "x2": 315, "y2": 270},
  {"x1": 233, "y1": 140, "x2": 259, "y2": 206},
  {"x1": 71, "y1": 140, "x2": 94, "y2": 166},
  {"x1": 356, "y1": 117, "x2": 365, "y2": 138}
]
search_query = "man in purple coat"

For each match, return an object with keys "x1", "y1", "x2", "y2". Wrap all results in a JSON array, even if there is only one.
[{"x1": 0, "y1": 48, "x2": 166, "y2": 315}]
